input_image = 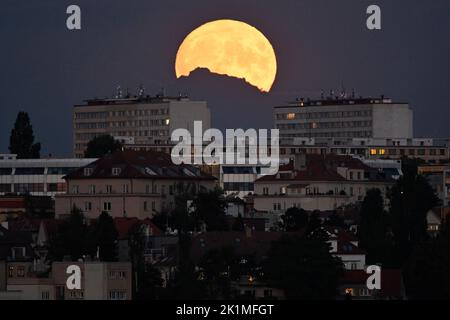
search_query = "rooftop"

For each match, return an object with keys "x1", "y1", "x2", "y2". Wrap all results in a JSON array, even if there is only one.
[
  {"x1": 274, "y1": 96, "x2": 407, "y2": 109},
  {"x1": 64, "y1": 150, "x2": 216, "y2": 181},
  {"x1": 77, "y1": 93, "x2": 193, "y2": 107},
  {"x1": 256, "y1": 154, "x2": 391, "y2": 183}
]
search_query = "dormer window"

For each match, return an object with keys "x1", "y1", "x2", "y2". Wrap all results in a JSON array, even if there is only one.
[
  {"x1": 112, "y1": 167, "x2": 121, "y2": 176},
  {"x1": 84, "y1": 168, "x2": 93, "y2": 176}
]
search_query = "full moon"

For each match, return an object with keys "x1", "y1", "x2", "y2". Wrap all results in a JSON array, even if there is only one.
[{"x1": 175, "y1": 19, "x2": 277, "y2": 93}]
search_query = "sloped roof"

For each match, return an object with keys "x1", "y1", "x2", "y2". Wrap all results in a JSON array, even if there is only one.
[
  {"x1": 65, "y1": 150, "x2": 216, "y2": 181},
  {"x1": 114, "y1": 217, "x2": 162, "y2": 240},
  {"x1": 257, "y1": 154, "x2": 387, "y2": 183}
]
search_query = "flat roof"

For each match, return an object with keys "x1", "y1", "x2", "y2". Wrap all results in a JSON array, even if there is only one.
[
  {"x1": 274, "y1": 97, "x2": 408, "y2": 109},
  {"x1": 74, "y1": 95, "x2": 193, "y2": 107}
]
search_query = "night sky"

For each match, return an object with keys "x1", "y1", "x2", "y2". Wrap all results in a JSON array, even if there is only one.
[{"x1": 1, "y1": 0, "x2": 449, "y2": 156}]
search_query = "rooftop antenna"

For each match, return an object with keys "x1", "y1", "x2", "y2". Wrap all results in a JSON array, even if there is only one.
[
  {"x1": 138, "y1": 84, "x2": 145, "y2": 98},
  {"x1": 116, "y1": 85, "x2": 122, "y2": 99},
  {"x1": 340, "y1": 82, "x2": 346, "y2": 99}
]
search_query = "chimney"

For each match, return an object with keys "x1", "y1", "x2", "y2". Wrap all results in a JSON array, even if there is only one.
[{"x1": 293, "y1": 154, "x2": 306, "y2": 171}]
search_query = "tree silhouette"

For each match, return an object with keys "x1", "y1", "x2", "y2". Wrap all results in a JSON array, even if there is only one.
[
  {"x1": 280, "y1": 207, "x2": 308, "y2": 231},
  {"x1": 264, "y1": 234, "x2": 343, "y2": 299},
  {"x1": 84, "y1": 134, "x2": 122, "y2": 158},
  {"x1": 9, "y1": 111, "x2": 41, "y2": 159},
  {"x1": 359, "y1": 188, "x2": 392, "y2": 265},
  {"x1": 93, "y1": 211, "x2": 118, "y2": 261}
]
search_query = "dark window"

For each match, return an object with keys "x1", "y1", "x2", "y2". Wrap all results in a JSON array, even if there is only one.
[
  {"x1": 0, "y1": 184, "x2": 11, "y2": 192},
  {"x1": 47, "y1": 167, "x2": 77, "y2": 175},
  {"x1": 15, "y1": 168, "x2": 45, "y2": 175},
  {"x1": 0, "y1": 168, "x2": 12, "y2": 175}
]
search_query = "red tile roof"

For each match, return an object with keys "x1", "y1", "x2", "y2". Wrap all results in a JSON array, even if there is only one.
[
  {"x1": 114, "y1": 217, "x2": 162, "y2": 239},
  {"x1": 65, "y1": 150, "x2": 216, "y2": 181},
  {"x1": 256, "y1": 154, "x2": 378, "y2": 183}
]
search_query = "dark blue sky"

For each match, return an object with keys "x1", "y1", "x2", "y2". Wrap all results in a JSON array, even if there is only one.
[{"x1": 1, "y1": 0, "x2": 449, "y2": 156}]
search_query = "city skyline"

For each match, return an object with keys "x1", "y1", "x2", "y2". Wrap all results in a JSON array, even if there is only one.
[{"x1": 1, "y1": 0, "x2": 450, "y2": 156}]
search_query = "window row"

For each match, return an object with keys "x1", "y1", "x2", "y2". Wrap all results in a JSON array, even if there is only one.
[{"x1": 276, "y1": 110, "x2": 372, "y2": 120}]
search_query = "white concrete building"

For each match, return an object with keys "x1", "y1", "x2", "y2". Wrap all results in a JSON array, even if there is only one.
[
  {"x1": 0, "y1": 155, "x2": 96, "y2": 197},
  {"x1": 73, "y1": 93, "x2": 211, "y2": 158},
  {"x1": 274, "y1": 96, "x2": 413, "y2": 140}
]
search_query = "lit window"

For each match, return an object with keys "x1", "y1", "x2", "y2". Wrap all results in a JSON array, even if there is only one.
[
  {"x1": 287, "y1": 113, "x2": 296, "y2": 120},
  {"x1": 165, "y1": 118, "x2": 170, "y2": 125},
  {"x1": 370, "y1": 149, "x2": 377, "y2": 155},
  {"x1": 345, "y1": 288, "x2": 353, "y2": 296},
  {"x1": 379, "y1": 149, "x2": 386, "y2": 155}
]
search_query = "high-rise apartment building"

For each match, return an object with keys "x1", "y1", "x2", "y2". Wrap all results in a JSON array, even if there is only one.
[
  {"x1": 73, "y1": 94, "x2": 211, "y2": 158},
  {"x1": 274, "y1": 96, "x2": 413, "y2": 140}
]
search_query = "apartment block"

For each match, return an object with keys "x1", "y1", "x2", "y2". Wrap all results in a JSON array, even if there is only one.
[
  {"x1": 274, "y1": 97, "x2": 413, "y2": 140},
  {"x1": 73, "y1": 94, "x2": 211, "y2": 158}
]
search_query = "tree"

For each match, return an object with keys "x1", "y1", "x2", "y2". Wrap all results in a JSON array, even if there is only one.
[
  {"x1": 405, "y1": 240, "x2": 450, "y2": 299},
  {"x1": 9, "y1": 111, "x2": 41, "y2": 159},
  {"x1": 280, "y1": 207, "x2": 308, "y2": 231},
  {"x1": 231, "y1": 214, "x2": 245, "y2": 231},
  {"x1": 84, "y1": 134, "x2": 122, "y2": 158},
  {"x1": 200, "y1": 246, "x2": 240, "y2": 298},
  {"x1": 404, "y1": 215, "x2": 450, "y2": 299},
  {"x1": 137, "y1": 264, "x2": 164, "y2": 300},
  {"x1": 128, "y1": 222, "x2": 164, "y2": 299},
  {"x1": 192, "y1": 188, "x2": 228, "y2": 231},
  {"x1": 389, "y1": 174, "x2": 439, "y2": 264},
  {"x1": 359, "y1": 189, "x2": 391, "y2": 265},
  {"x1": 264, "y1": 234, "x2": 343, "y2": 299},
  {"x1": 93, "y1": 211, "x2": 118, "y2": 261},
  {"x1": 51, "y1": 206, "x2": 90, "y2": 261}
]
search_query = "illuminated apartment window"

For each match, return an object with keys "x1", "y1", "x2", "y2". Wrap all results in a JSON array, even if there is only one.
[
  {"x1": 370, "y1": 149, "x2": 377, "y2": 155},
  {"x1": 286, "y1": 113, "x2": 296, "y2": 120},
  {"x1": 345, "y1": 288, "x2": 354, "y2": 296},
  {"x1": 379, "y1": 149, "x2": 386, "y2": 155}
]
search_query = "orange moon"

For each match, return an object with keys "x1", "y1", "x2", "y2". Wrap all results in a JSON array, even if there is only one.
[{"x1": 175, "y1": 19, "x2": 277, "y2": 92}]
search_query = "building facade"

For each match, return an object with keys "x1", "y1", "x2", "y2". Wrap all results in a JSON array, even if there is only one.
[
  {"x1": 55, "y1": 150, "x2": 217, "y2": 219},
  {"x1": 0, "y1": 155, "x2": 96, "y2": 197},
  {"x1": 274, "y1": 97, "x2": 413, "y2": 140},
  {"x1": 253, "y1": 154, "x2": 394, "y2": 213},
  {"x1": 73, "y1": 94, "x2": 211, "y2": 158}
]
